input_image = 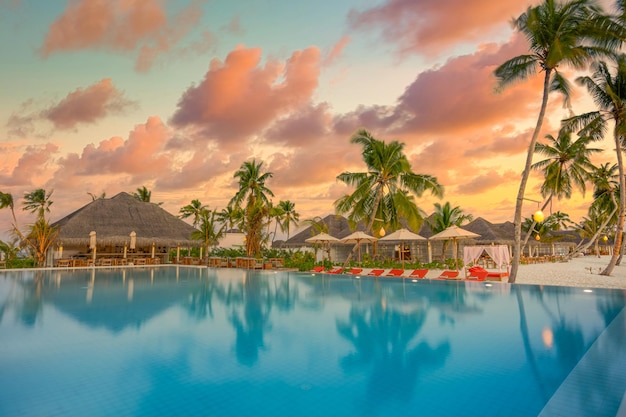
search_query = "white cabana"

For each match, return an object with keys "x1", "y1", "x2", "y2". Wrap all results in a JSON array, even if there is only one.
[{"x1": 463, "y1": 245, "x2": 510, "y2": 273}]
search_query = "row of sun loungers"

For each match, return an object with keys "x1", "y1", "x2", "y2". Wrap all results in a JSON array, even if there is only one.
[{"x1": 309, "y1": 266, "x2": 508, "y2": 281}]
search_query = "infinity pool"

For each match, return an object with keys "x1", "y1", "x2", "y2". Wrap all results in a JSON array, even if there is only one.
[{"x1": 0, "y1": 267, "x2": 624, "y2": 417}]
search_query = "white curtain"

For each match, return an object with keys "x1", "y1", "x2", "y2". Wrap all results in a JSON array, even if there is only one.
[{"x1": 463, "y1": 245, "x2": 510, "y2": 271}]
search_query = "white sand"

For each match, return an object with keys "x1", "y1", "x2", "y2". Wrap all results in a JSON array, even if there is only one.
[{"x1": 512, "y1": 255, "x2": 626, "y2": 289}]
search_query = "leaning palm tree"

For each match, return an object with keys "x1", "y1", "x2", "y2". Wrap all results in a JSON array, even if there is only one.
[
  {"x1": 563, "y1": 56, "x2": 626, "y2": 274},
  {"x1": 179, "y1": 199, "x2": 207, "y2": 228},
  {"x1": 335, "y1": 129, "x2": 443, "y2": 236},
  {"x1": 494, "y1": 0, "x2": 623, "y2": 282},
  {"x1": 525, "y1": 127, "x2": 601, "y2": 247}
]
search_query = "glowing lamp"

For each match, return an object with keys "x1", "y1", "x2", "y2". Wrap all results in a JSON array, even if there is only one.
[
  {"x1": 379, "y1": 227, "x2": 386, "y2": 237},
  {"x1": 532, "y1": 210, "x2": 544, "y2": 223},
  {"x1": 603, "y1": 235, "x2": 608, "y2": 242},
  {"x1": 535, "y1": 234, "x2": 540, "y2": 241}
]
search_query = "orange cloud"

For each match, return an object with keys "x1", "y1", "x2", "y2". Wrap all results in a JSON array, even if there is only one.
[
  {"x1": 348, "y1": 0, "x2": 527, "y2": 55},
  {"x1": 0, "y1": 143, "x2": 58, "y2": 186},
  {"x1": 170, "y1": 46, "x2": 321, "y2": 146},
  {"x1": 40, "y1": 0, "x2": 203, "y2": 72}
]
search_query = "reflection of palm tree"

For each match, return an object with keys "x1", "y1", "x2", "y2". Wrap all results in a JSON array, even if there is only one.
[
  {"x1": 337, "y1": 302, "x2": 450, "y2": 411},
  {"x1": 271, "y1": 275, "x2": 297, "y2": 312},
  {"x1": 186, "y1": 275, "x2": 219, "y2": 320},
  {"x1": 19, "y1": 272, "x2": 45, "y2": 327},
  {"x1": 228, "y1": 274, "x2": 272, "y2": 366}
]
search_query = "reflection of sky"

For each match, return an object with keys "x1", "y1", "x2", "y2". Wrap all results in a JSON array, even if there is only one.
[{"x1": 0, "y1": 269, "x2": 623, "y2": 417}]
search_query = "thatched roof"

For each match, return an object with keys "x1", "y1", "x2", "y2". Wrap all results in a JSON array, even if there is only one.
[{"x1": 52, "y1": 192, "x2": 200, "y2": 247}]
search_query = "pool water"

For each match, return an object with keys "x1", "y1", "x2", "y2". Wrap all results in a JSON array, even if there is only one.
[{"x1": 0, "y1": 267, "x2": 624, "y2": 417}]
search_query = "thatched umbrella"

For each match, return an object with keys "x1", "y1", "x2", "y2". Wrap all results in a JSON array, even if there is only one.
[
  {"x1": 379, "y1": 228, "x2": 426, "y2": 268},
  {"x1": 430, "y1": 226, "x2": 480, "y2": 270},
  {"x1": 52, "y1": 192, "x2": 200, "y2": 254},
  {"x1": 341, "y1": 231, "x2": 378, "y2": 263},
  {"x1": 305, "y1": 232, "x2": 339, "y2": 263}
]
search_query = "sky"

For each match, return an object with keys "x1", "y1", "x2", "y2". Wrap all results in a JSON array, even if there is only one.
[{"x1": 0, "y1": 0, "x2": 620, "y2": 241}]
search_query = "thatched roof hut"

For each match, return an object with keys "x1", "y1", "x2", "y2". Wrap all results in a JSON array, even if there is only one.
[{"x1": 52, "y1": 192, "x2": 199, "y2": 247}]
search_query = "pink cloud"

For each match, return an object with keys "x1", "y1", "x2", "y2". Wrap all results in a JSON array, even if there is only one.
[
  {"x1": 323, "y1": 36, "x2": 351, "y2": 66},
  {"x1": 454, "y1": 170, "x2": 518, "y2": 195},
  {"x1": 54, "y1": 116, "x2": 171, "y2": 179},
  {"x1": 45, "y1": 78, "x2": 135, "y2": 129},
  {"x1": 264, "y1": 103, "x2": 331, "y2": 146},
  {"x1": 0, "y1": 143, "x2": 58, "y2": 186},
  {"x1": 348, "y1": 0, "x2": 526, "y2": 55},
  {"x1": 170, "y1": 46, "x2": 321, "y2": 145},
  {"x1": 40, "y1": 0, "x2": 203, "y2": 72}
]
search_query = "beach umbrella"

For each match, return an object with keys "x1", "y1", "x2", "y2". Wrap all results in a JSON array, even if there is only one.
[
  {"x1": 305, "y1": 233, "x2": 339, "y2": 263},
  {"x1": 379, "y1": 228, "x2": 426, "y2": 268},
  {"x1": 429, "y1": 226, "x2": 480, "y2": 270},
  {"x1": 340, "y1": 231, "x2": 378, "y2": 263}
]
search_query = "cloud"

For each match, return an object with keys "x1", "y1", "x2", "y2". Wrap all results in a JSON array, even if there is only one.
[
  {"x1": 348, "y1": 0, "x2": 526, "y2": 56},
  {"x1": 39, "y1": 0, "x2": 204, "y2": 72},
  {"x1": 264, "y1": 103, "x2": 331, "y2": 146},
  {"x1": 0, "y1": 143, "x2": 58, "y2": 186},
  {"x1": 170, "y1": 46, "x2": 321, "y2": 146},
  {"x1": 454, "y1": 170, "x2": 518, "y2": 195},
  {"x1": 45, "y1": 78, "x2": 135, "y2": 130},
  {"x1": 54, "y1": 116, "x2": 171, "y2": 179},
  {"x1": 323, "y1": 36, "x2": 351, "y2": 66}
]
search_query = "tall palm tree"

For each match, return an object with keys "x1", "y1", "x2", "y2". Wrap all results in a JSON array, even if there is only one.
[
  {"x1": 277, "y1": 200, "x2": 299, "y2": 240},
  {"x1": 563, "y1": 56, "x2": 626, "y2": 274},
  {"x1": 23, "y1": 189, "x2": 53, "y2": 220},
  {"x1": 335, "y1": 129, "x2": 443, "y2": 236},
  {"x1": 524, "y1": 127, "x2": 600, "y2": 247},
  {"x1": 230, "y1": 160, "x2": 274, "y2": 209},
  {"x1": 132, "y1": 186, "x2": 152, "y2": 202},
  {"x1": 231, "y1": 160, "x2": 274, "y2": 257},
  {"x1": 494, "y1": 0, "x2": 622, "y2": 282},
  {"x1": 179, "y1": 199, "x2": 207, "y2": 228},
  {"x1": 428, "y1": 202, "x2": 473, "y2": 259}
]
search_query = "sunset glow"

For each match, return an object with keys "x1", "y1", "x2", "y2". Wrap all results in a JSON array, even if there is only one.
[{"x1": 0, "y1": 0, "x2": 616, "y2": 239}]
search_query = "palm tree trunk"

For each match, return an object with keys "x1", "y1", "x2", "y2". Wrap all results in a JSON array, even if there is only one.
[
  {"x1": 511, "y1": 69, "x2": 552, "y2": 283},
  {"x1": 601, "y1": 128, "x2": 625, "y2": 275}
]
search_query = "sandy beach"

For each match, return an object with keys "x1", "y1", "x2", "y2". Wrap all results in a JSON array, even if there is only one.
[{"x1": 514, "y1": 255, "x2": 626, "y2": 289}]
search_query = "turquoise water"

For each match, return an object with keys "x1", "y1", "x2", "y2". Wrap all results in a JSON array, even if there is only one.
[{"x1": 0, "y1": 267, "x2": 624, "y2": 417}]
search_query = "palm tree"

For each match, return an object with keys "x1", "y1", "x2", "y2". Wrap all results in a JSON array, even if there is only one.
[
  {"x1": 87, "y1": 192, "x2": 106, "y2": 201},
  {"x1": 218, "y1": 205, "x2": 244, "y2": 232},
  {"x1": 230, "y1": 160, "x2": 274, "y2": 210},
  {"x1": 179, "y1": 199, "x2": 207, "y2": 228},
  {"x1": 335, "y1": 129, "x2": 443, "y2": 236},
  {"x1": 525, "y1": 127, "x2": 600, "y2": 247},
  {"x1": 192, "y1": 209, "x2": 225, "y2": 256},
  {"x1": 23, "y1": 189, "x2": 53, "y2": 220},
  {"x1": 563, "y1": 56, "x2": 626, "y2": 274},
  {"x1": 428, "y1": 202, "x2": 473, "y2": 260},
  {"x1": 0, "y1": 191, "x2": 16, "y2": 225},
  {"x1": 277, "y1": 200, "x2": 299, "y2": 240},
  {"x1": 494, "y1": 0, "x2": 622, "y2": 282},
  {"x1": 571, "y1": 163, "x2": 619, "y2": 257},
  {"x1": 231, "y1": 160, "x2": 274, "y2": 257}
]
